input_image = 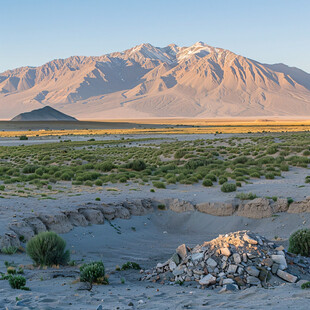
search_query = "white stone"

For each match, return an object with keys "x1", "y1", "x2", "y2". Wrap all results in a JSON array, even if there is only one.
[
  {"x1": 199, "y1": 274, "x2": 216, "y2": 286},
  {"x1": 206, "y1": 257, "x2": 217, "y2": 268}
]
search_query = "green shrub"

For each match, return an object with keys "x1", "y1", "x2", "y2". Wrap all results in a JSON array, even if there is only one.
[
  {"x1": 95, "y1": 197, "x2": 101, "y2": 201},
  {"x1": 26, "y1": 232, "x2": 70, "y2": 266},
  {"x1": 219, "y1": 176, "x2": 228, "y2": 185},
  {"x1": 121, "y1": 261, "x2": 141, "y2": 270},
  {"x1": 150, "y1": 188, "x2": 155, "y2": 192},
  {"x1": 99, "y1": 162, "x2": 115, "y2": 172},
  {"x1": 221, "y1": 182, "x2": 237, "y2": 192},
  {"x1": 236, "y1": 192, "x2": 257, "y2": 200},
  {"x1": 153, "y1": 181, "x2": 166, "y2": 189},
  {"x1": 95, "y1": 179, "x2": 103, "y2": 186},
  {"x1": 1, "y1": 246, "x2": 18, "y2": 255},
  {"x1": 0, "y1": 185, "x2": 5, "y2": 191},
  {"x1": 84, "y1": 180, "x2": 93, "y2": 186},
  {"x1": 80, "y1": 261, "x2": 108, "y2": 284},
  {"x1": 202, "y1": 179, "x2": 213, "y2": 187},
  {"x1": 127, "y1": 159, "x2": 146, "y2": 171},
  {"x1": 288, "y1": 229, "x2": 310, "y2": 256},
  {"x1": 265, "y1": 173, "x2": 275, "y2": 179},
  {"x1": 205, "y1": 174, "x2": 216, "y2": 182},
  {"x1": 157, "y1": 204, "x2": 166, "y2": 210},
  {"x1": 305, "y1": 176, "x2": 310, "y2": 184},
  {"x1": 8, "y1": 275, "x2": 29, "y2": 290},
  {"x1": 19, "y1": 135, "x2": 28, "y2": 141},
  {"x1": 301, "y1": 281, "x2": 310, "y2": 289}
]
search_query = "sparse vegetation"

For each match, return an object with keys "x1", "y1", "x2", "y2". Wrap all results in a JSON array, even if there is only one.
[
  {"x1": 121, "y1": 261, "x2": 141, "y2": 270},
  {"x1": 80, "y1": 261, "x2": 108, "y2": 284}
]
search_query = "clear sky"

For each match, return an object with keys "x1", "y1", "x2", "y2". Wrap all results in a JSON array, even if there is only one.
[{"x1": 1, "y1": 0, "x2": 309, "y2": 73}]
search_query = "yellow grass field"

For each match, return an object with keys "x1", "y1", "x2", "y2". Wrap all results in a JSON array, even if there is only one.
[{"x1": 1, "y1": 120, "x2": 310, "y2": 138}]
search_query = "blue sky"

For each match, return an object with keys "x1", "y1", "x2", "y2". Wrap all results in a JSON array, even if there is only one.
[{"x1": 1, "y1": 0, "x2": 309, "y2": 73}]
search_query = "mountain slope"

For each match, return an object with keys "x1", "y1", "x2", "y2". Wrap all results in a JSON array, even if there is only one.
[
  {"x1": 11, "y1": 106, "x2": 77, "y2": 121},
  {"x1": 1, "y1": 42, "x2": 310, "y2": 119}
]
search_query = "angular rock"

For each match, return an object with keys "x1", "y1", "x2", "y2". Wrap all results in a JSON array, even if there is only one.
[
  {"x1": 220, "y1": 247, "x2": 231, "y2": 257},
  {"x1": 192, "y1": 252, "x2": 204, "y2": 262},
  {"x1": 243, "y1": 233, "x2": 258, "y2": 245},
  {"x1": 271, "y1": 255, "x2": 287, "y2": 270},
  {"x1": 206, "y1": 257, "x2": 217, "y2": 268},
  {"x1": 199, "y1": 274, "x2": 216, "y2": 286},
  {"x1": 176, "y1": 244, "x2": 187, "y2": 260},
  {"x1": 227, "y1": 264, "x2": 238, "y2": 274},
  {"x1": 233, "y1": 253, "x2": 241, "y2": 264},
  {"x1": 172, "y1": 266, "x2": 185, "y2": 276},
  {"x1": 171, "y1": 253, "x2": 181, "y2": 265},
  {"x1": 237, "y1": 198, "x2": 273, "y2": 219},
  {"x1": 223, "y1": 278, "x2": 234, "y2": 285},
  {"x1": 276, "y1": 270, "x2": 297, "y2": 283},
  {"x1": 246, "y1": 266, "x2": 260, "y2": 277},
  {"x1": 247, "y1": 276, "x2": 261, "y2": 285},
  {"x1": 271, "y1": 263, "x2": 279, "y2": 274},
  {"x1": 196, "y1": 202, "x2": 236, "y2": 216}
]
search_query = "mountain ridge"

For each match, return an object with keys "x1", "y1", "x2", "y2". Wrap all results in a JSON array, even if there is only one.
[{"x1": 1, "y1": 42, "x2": 310, "y2": 119}]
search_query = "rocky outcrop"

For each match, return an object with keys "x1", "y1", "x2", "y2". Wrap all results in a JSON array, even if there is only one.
[
  {"x1": 196, "y1": 202, "x2": 237, "y2": 216},
  {"x1": 157, "y1": 198, "x2": 195, "y2": 213},
  {"x1": 287, "y1": 197, "x2": 310, "y2": 213},
  {"x1": 142, "y1": 231, "x2": 306, "y2": 290},
  {"x1": 274, "y1": 198, "x2": 289, "y2": 213},
  {"x1": 237, "y1": 198, "x2": 274, "y2": 219}
]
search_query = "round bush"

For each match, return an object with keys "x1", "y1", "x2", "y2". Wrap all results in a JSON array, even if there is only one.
[
  {"x1": 221, "y1": 182, "x2": 237, "y2": 193},
  {"x1": 288, "y1": 229, "x2": 310, "y2": 257},
  {"x1": 9, "y1": 275, "x2": 26, "y2": 289},
  {"x1": 26, "y1": 232, "x2": 70, "y2": 266},
  {"x1": 130, "y1": 159, "x2": 146, "y2": 171},
  {"x1": 202, "y1": 179, "x2": 213, "y2": 187},
  {"x1": 80, "y1": 261, "x2": 107, "y2": 284}
]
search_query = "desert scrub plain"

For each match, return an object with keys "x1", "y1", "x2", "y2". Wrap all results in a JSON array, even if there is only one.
[
  {"x1": 0, "y1": 131, "x2": 309, "y2": 199},
  {"x1": 1, "y1": 128, "x2": 310, "y2": 309}
]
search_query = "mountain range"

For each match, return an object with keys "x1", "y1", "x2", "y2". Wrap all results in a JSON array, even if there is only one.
[{"x1": 1, "y1": 41, "x2": 310, "y2": 119}]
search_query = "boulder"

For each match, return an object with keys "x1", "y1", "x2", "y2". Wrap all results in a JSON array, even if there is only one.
[
  {"x1": 199, "y1": 274, "x2": 216, "y2": 286},
  {"x1": 78, "y1": 208, "x2": 104, "y2": 224},
  {"x1": 246, "y1": 266, "x2": 260, "y2": 277},
  {"x1": 122, "y1": 201, "x2": 147, "y2": 216},
  {"x1": 196, "y1": 202, "x2": 236, "y2": 216},
  {"x1": 276, "y1": 270, "x2": 297, "y2": 283},
  {"x1": 63, "y1": 210, "x2": 88, "y2": 227},
  {"x1": 0, "y1": 231, "x2": 20, "y2": 250},
  {"x1": 38, "y1": 212, "x2": 73, "y2": 233},
  {"x1": 176, "y1": 244, "x2": 188, "y2": 260},
  {"x1": 114, "y1": 206, "x2": 131, "y2": 219},
  {"x1": 24, "y1": 217, "x2": 47, "y2": 234},
  {"x1": 271, "y1": 255, "x2": 287, "y2": 270},
  {"x1": 8, "y1": 221, "x2": 34, "y2": 241},
  {"x1": 167, "y1": 199, "x2": 195, "y2": 213},
  {"x1": 237, "y1": 198, "x2": 273, "y2": 218},
  {"x1": 287, "y1": 198, "x2": 310, "y2": 213},
  {"x1": 274, "y1": 198, "x2": 289, "y2": 213},
  {"x1": 100, "y1": 205, "x2": 117, "y2": 220}
]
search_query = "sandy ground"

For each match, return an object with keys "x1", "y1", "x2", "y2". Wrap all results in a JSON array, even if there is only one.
[{"x1": 1, "y1": 211, "x2": 310, "y2": 309}]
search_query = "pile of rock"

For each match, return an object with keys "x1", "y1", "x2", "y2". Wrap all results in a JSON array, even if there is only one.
[{"x1": 142, "y1": 231, "x2": 309, "y2": 292}]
